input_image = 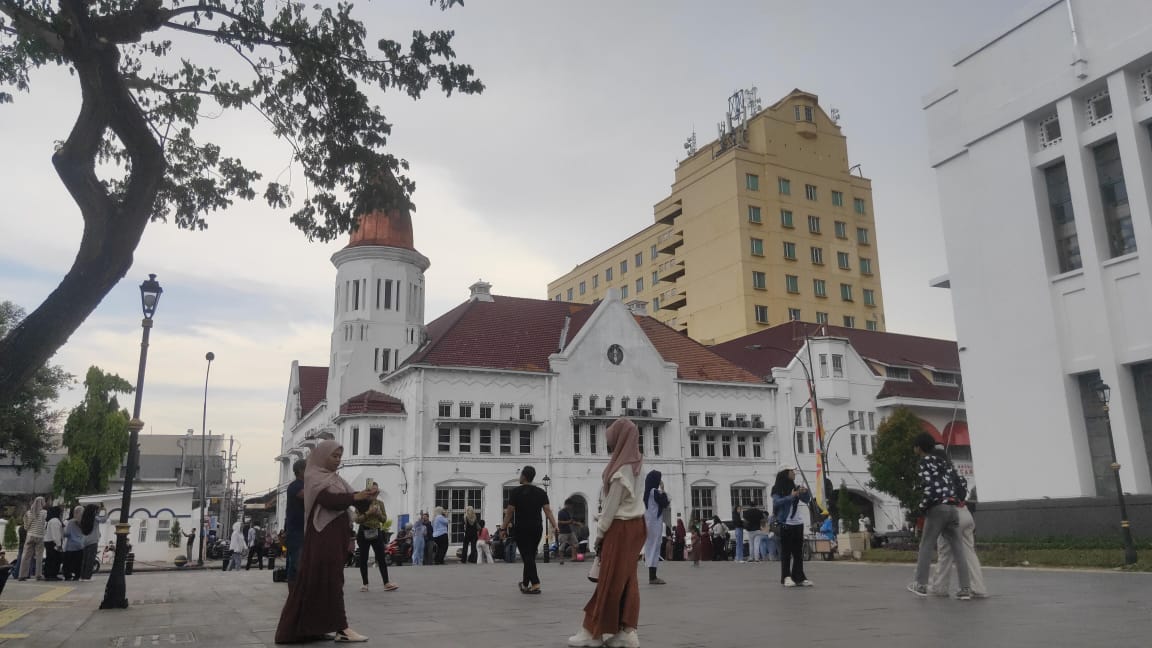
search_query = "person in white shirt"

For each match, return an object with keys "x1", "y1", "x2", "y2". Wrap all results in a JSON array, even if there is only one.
[
  {"x1": 228, "y1": 522, "x2": 247, "y2": 572},
  {"x1": 568, "y1": 418, "x2": 646, "y2": 648},
  {"x1": 42, "y1": 506, "x2": 64, "y2": 581}
]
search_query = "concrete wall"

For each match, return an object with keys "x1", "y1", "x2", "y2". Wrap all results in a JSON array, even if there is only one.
[{"x1": 974, "y1": 495, "x2": 1152, "y2": 539}]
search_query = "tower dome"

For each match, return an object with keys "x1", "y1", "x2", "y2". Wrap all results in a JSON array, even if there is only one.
[{"x1": 346, "y1": 207, "x2": 415, "y2": 250}]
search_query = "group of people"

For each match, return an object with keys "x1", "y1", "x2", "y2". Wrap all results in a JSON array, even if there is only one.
[
  {"x1": 8, "y1": 497, "x2": 102, "y2": 583},
  {"x1": 223, "y1": 522, "x2": 286, "y2": 571}
]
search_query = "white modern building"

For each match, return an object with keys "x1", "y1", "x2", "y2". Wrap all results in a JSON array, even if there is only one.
[
  {"x1": 924, "y1": 0, "x2": 1152, "y2": 501},
  {"x1": 78, "y1": 487, "x2": 196, "y2": 564}
]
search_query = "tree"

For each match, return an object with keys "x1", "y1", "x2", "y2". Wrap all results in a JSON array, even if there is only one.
[
  {"x1": 866, "y1": 406, "x2": 923, "y2": 522},
  {"x1": 836, "y1": 486, "x2": 859, "y2": 533},
  {"x1": 168, "y1": 518, "x2": 182, "y2": 548},
  {"x1": 0, "y1": 1, "x2": 483, "y2": 405},
  {"x1": 53, "y1": 366, "x2": 133, "y2": 499},
  {"x1": 0, "y1": 302, "x2": 73, "y2": 469}
]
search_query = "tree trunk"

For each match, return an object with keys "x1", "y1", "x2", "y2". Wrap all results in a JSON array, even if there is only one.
[{"x1": 0, "y1": 0, "x2": 164, "y2": 407}]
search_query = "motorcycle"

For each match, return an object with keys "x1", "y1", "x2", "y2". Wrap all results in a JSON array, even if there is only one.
[
  {"x1": 385, "y1": 536, "x2": 411, "y2": 566},
  {"x1": 206, "y1": 539, "x2": 229, "y2": 560}
]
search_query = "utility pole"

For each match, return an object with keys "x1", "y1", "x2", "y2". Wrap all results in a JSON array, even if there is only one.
[{"x1": 221, "y1": 436, "x2": 236, "y2": 534}]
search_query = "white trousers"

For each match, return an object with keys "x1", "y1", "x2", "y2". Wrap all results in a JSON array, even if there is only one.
[
  {"x1": 476, "y1": 540, "x2": 493, "y2": 564},
  {"x1": 928, "y1": 505, "x2": 986, "y2": 595}
]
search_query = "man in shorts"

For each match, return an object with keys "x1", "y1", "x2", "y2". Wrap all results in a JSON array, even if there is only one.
[{"x1": 555, "y1": 497, "x2": 582, "y2": 564}]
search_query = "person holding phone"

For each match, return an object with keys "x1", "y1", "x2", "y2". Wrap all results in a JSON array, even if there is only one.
[
  {"x1": 355, "y1": 493, "x2": 397, "y2": 593},
  {"x1": 771, "y1": 466, "x2": 813, "y2": 587},
  {"x1": 275, "y1": 440, "x2": 377, "y2": 644}
]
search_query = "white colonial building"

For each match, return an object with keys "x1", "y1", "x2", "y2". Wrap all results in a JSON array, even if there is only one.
[
  {"x1": 278, "y1": 202, "x2": 967, "y2": 541},
  {"x1": 924, "y1": 0, "x2": 1152, "y2": 501}
]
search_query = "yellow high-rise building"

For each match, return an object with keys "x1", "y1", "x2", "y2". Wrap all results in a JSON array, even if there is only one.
[{"x1": 548, "y1": 88, "x2": 885, "y2": 344}]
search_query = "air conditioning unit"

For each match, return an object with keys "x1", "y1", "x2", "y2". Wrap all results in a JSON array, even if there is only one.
[
  {"x1": 721, "y1": 419, "x2": 731, "y2": 427},
  {"x1": 752, "y1": 420, "x2": 764, "y2": 429},
  {"x1": 578, "y1": 410, "x2": 587, "y2": 416},
  {"x1": 641, "y1": 409, "x2": 652, "y2": 417},
  {"x1": 741, "y1": 420, "x2": 751, "y2": 428},
  {"x1": 524, "y1": 413, "x2": 533, "y2": 422},
  {"x1": 626, "y1": 408, "x2": 639, "y2": 416},
  {"x1": 594, "y1": 408, "x2": 605, "y2": 416}
]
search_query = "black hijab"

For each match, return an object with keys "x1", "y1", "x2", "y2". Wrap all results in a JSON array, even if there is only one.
[{"x1": 643, "y1": 469, "x2": 669, "y2": 513}]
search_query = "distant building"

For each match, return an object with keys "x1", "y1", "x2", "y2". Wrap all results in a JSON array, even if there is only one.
[
  {"x1": 548, "y1": 88, "x2": 886, "y2": 344},
  {"x1": 924, "y1": 0, "x2": 1152, "y2": 501},
  {"x1": 79, "y1": 487, "x2": 195, "y2": 564},
  {"x1": 109, "y1": 432, "x2": 229, "y2": 509}
]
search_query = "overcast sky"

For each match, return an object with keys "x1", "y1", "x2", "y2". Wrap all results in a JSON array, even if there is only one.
[{"x1": 0, "y1": 0, "x2": 1032, "y2": 496}]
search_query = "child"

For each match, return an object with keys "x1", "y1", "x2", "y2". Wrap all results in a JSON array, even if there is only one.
[{"x1": 689, "y1": 527, "x2": 701, "y2": 567}]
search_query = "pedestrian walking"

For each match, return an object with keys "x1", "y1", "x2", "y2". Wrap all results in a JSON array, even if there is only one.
[
  {"x1": 246, "y1": 525, "x2": 267, "y2": 570},
  {"x1": 42, "y1": 506, "x2": 63, "y2": 581},
  {"x1": 556, "y1": 498, "x2": 581, "y2": 565},
  {"x1": 907, "y1": 435, "x2": 972, "y2": 600},
  {"x1": 355, "y1": 498, "x2": 397, "y2": 592},
  {"x1": 771, "y1": 466, "x2": 813, "y2": 587},
  {"x1": 476, "y1": 520, "x2": 494, "y2": 564},
  {"x1": 411, "y1": 514, "x2": 426, "y2": 566},
  {"x1": 18, "y1": 496, "x2": 46, "y2": 581},
  {"x1": 462, "y1": 505, "x2": 480, "y2": 564},
  {"x1": 567, "y1": 418, "x2": 646, "y2": 648},
  {"x1": 710, "y1": 516, "x2": 729, "y2": 561},
  {"x1": 503, "y1": 465, "x2": 559, "y2": 594},
  {"x1": 228, "y1": 522, "x2": 247, "y2": 572},
  {"x1": 79, "y1": 504, "x2": 101, "y2": 580},
  {"x1": 275, "y1": 439, "x2": 376, "y2": 644},
  {"x1": 673, "y1": 514, "x2": 686, "y2": 561},
  {"x1": 642, "y1": 470, "x2": 669, "y2": 585},
  {"x1": 431, "y1": 507, "x2": 450, "y2": 565},
  {"x1": 285, "y1": 459, "x2": 306, "y2": 586},
  {"x1": 928, "y1": 501, "x2": 986, "y2": 597},
  {"x1": 61, "y1": 506, "x2": 85, "y2": 581}
]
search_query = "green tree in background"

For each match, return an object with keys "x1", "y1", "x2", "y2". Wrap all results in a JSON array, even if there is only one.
[
  {"x1": 0, "y1": 0, "x2": 482, "y2": 406},
  {"x1": 836, "y1": 486, "x2": 860, "y2": 533},
  {"x1": 53, "y1": 367, "x2": 133, "y2": 499},
  {"x1": 0, "y1": 302, "x2": 73, "y2": 470},
  {"x1": 866, "y1": 406, "x2": 923, "y2": 522},
  {"x1": 169, "y1": 519, "x2": 183, "y2": 549}
]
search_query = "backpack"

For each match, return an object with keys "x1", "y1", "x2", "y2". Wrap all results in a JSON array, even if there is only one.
[{"x1": 254, "y1": 527, "x2": 266, "y2": 544}]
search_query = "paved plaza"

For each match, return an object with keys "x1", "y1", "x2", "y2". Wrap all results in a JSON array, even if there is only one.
[{"x1": 0, "y1": 559, "x2": 1149, "y2": 647}]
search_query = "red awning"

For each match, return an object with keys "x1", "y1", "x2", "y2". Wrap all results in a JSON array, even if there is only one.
[
  {"x1": 943, "y1": 421, "x2": 970, "y2": 446},
  {"x1": 919, "y1": 418, "x2": 944, "y2": 444}
]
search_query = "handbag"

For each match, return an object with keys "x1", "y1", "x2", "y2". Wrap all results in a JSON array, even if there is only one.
[
  {"x1": 587, "y1": 555, "x2": 601, "y2": 583},
  {"x1": 363, "y1": 528, "x2": 380, "y2": 540}
]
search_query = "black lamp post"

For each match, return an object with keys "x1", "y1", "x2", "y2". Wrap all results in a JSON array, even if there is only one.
[
  {"x1": 197, "y1": 351, "x2": 215, "y2": 567},
  {"x1": 541, "y1": 474, "x2": 552, "y2": 563},
  {"x1": 101, "y1": 274, "x2": 162, "y2": 610},
  {"x1": 1093, "y1": 380, "x2": 1138, "y2": 565}
]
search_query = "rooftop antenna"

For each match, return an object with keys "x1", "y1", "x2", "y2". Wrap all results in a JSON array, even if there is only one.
[
  {"x1": 683, "y1": 127, "x2": 698, "y2": 158},
  {"x1": 830, "y1": 108, "x2": 841, "y2": 124}
]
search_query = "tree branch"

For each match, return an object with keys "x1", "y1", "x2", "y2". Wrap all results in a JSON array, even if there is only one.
[{"x1": 0, "y1": 0, "x2": 64, "y2": 51}]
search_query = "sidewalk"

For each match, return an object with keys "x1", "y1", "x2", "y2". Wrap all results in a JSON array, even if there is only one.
[{"x1": 1, "y1": 559, "x2": 1149, "y2": 647}]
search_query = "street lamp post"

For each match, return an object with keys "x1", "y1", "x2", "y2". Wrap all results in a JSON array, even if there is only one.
[
  {"x1": 101, "y1": 274, "x2": 162, "y2": 610},
  {"x1": 198, "y1": 352, "x2": 215, "y2": 567},
  {"x1": 1093, "y1": 380, "x2": 1138, "y2": 565},
  {"x1": 541, "y1": 474, "x2": 552, "y2": 563}
]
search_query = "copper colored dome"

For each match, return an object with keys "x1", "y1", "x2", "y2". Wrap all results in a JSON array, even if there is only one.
[{"x1": 346, "y1": 207, "x2": 415, "y2": 250}]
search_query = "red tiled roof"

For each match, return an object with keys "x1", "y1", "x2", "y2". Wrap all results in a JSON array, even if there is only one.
[
  {"x1": 340, "y1": 390, "x2": 406, "y2": 416},
  {"x1": 711, "y1": 321, "x2": 962, "y2": 401},
  {"x1": 406, "y1": 295, "x2": 761, "y2": 383},
  {"x1": 635, "y1": 318, "x2": 762, "y2": 384},
  {"x1": 298, "y1": 365, "x2": 329, "y2": 416}
]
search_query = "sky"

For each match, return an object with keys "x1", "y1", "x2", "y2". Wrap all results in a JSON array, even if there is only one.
[{"x1": 0, "y1": 0, "x2": 1034, "y2": 497}]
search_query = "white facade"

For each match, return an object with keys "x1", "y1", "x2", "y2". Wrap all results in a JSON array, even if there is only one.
[
  {"x1": 924, "y1": 0, "x2": 1152, "y2": 500},
  {"x1": 78, "y1": 487, "x2": 195, "y2": 564}
]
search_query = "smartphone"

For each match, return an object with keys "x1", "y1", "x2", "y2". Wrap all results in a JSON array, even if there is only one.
[{"x1": 366, "y1": 478, "x2": 376, "y2": 490}]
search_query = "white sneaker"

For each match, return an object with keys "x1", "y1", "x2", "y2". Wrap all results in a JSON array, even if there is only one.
[
  {"x1": 800, "y1": 579, "x2": 814, "y2": 587},
  {"x1": 605, "y1": 629, "x2": 640, "y2": 648},
  {"x1": 568, "y1": 628, "x2": 603, "y2": 647},
  {"x1": 783, "y1": 577, "x2": 797, "y2": 587}
]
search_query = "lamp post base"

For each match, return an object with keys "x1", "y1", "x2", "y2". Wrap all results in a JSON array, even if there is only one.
[{"x1": 100, "y1": 524, "x2": 133, "y2": 610}]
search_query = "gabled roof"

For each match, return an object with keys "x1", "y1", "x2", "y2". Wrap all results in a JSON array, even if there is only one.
[
  {"x1": 711, "y1": 321, "x2": 962, "y2": 401},
  {"x1": 405, "y1": 295, "x2": 762, "y2": 384},
  {"x1": 339, "y1": 390, "x2": 406, "y2": 416},
  {"x1": 297, "y1": 365, "x2": 329, "y2": 416}
]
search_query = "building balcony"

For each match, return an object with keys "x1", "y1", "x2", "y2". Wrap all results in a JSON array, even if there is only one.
[
  {"x1": 659, "y1": 287, "x2": 687, "y2": 310},
  {"x1": 656, "y1": 229, "x2": 684, "y2": 254},
  {"x1": 571, "y1": 409, "x2": 671, "y2": 423},
  {"x1": 688, "y1": 420, "x2": 773, "y2": 435},
  {"x1": 656, "y1": 199, "x2": 683, "y2": 225},
  {"x1": 658, "y1": 259, "x2": 685, "y2": 282},
  {"x1": 434, "y1": 417, "x2": 542, "y2": 430},
  {"x1": 663, "y1": 316, "x2": 688, "y2": 332},
  {"x1": 795, "y1": 120, "x2": 817, "y2": 139}
]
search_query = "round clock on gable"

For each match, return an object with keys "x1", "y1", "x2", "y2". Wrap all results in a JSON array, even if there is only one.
[{"x1": 607, "y1": 344, "x2": 624, "y2": 365}]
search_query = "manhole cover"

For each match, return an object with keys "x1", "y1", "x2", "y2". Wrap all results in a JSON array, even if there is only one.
[{"x1": 110, "y1": 633, "x2": 196, "y2": 646}]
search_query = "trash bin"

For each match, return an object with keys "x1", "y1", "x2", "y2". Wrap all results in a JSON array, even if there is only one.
[{"x1": 125, "y1": 553, "x2": 135, "y2": 575}]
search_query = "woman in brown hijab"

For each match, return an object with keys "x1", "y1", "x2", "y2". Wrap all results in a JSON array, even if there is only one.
[
  {"x1": 568, "y1": 418, "x2": 646, "y2": 648},
  {"x1": 275, "y1": 440, "x2": 378, "y2": 644}
]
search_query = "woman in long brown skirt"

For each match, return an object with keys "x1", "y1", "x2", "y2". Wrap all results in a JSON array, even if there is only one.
[
  {"x1": 569, "y1": 418, "x2": 646, "y2": 648},
  {"x1": 275, "y1": 440, "x2": 377, "y2": 644}
]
